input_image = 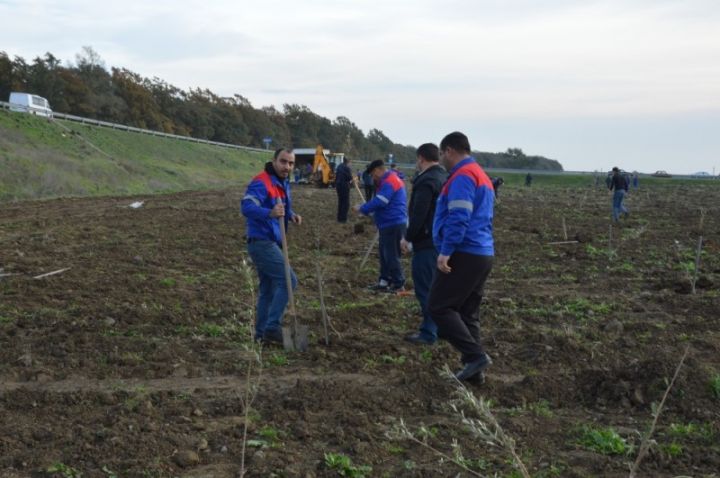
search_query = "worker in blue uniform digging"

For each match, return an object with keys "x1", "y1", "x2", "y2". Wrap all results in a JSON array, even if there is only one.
[{"x1": 353, "y1": 159, "x2": 408, "y2": 293}]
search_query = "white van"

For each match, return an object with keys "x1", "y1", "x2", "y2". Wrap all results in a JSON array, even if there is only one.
[{"x1": 8, "y1": 92, "x2": 53, "y2": 117}]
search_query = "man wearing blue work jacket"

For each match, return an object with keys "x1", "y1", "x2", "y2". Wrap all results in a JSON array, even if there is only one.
[{"x1": 241, "y1": 148, "x2": 302, "y2": 344}]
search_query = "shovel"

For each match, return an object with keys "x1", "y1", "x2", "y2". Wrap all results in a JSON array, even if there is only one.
[
  {"x1": 352, "y1": 179, "x2": 380, "y2": 277},
  {"x1": 278, "y1": 214, "x2": 309, "y2": 352}
]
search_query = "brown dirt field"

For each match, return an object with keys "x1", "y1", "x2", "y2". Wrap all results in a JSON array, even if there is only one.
[{"x1": 1, "y1": 183, "x2": 719, "y2": 478}]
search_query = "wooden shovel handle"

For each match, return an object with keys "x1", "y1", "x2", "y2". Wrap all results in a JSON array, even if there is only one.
[{"x1": 278, "y1": 214, "x2": 297, "y2": 318}]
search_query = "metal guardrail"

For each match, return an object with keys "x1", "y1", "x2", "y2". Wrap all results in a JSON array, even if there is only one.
[{"x1": 1, "y1": 100, "x2": 269, "y2": 153}]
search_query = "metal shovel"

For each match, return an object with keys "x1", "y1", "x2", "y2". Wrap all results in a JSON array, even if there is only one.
[{"x1": 278, "y1": 216, "x2": 309, "y2": 352}]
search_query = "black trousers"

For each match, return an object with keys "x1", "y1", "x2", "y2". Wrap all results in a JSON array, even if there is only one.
[
  {"x1": 336, "y1": 185, "x2": 350, "y2": 222},
  {"x1": 364, "y1": 185, "x2": 374, "y2": 201},
  {"x1": 428, "y1": 252, "x2": 493, "y2": 364}
]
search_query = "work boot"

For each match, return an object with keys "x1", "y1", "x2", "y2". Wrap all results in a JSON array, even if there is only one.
[
  {"x1": 262, "y1": 328, "x2": 284, "y2": 345},
  {"x1": 385, "y1": 283, "x2": 405, "y2": 294},
  {"x1": 404, "y1": 333, "x2": 436, "y2": 346},
  {"x1": 455, "y1": 353, "x2": 492, "y2": 382},
  {"x1": 367, "y1": 280, "x2": 389, "y2": 291}
]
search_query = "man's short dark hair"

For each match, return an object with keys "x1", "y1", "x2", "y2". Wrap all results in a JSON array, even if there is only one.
[
  {"x1": 416, "y1": 143, "x2": 439, "y2": 162},
  {"x1": 366, "y1": 159, "x2": 384, "y2": 174},
  {"x1": 274, "y1": 148, "x2": 293, "y2": 160},
  {"x1": 440, "y1": 132, "x2": 471, "y2": 153}
]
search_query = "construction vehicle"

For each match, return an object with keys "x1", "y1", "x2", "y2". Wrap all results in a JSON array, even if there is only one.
[{"x1": 292, "y1": 145, "x2": 345, "y2": 186}]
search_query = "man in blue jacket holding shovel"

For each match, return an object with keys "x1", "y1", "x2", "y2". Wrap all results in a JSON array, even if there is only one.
[
  {"x1": 353, "y1": 159, "x2": 407, "y2": 293},
  {"x1": 241, "y1": 148, "x2": 302, "y2": 344}
]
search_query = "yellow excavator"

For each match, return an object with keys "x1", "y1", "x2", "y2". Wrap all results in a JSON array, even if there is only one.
[{"x1": 293, "y1": 145, "x2": 345, "y2": 186}]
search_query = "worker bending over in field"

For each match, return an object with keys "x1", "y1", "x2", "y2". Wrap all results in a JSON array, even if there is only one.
[
  {"x1": 334, "y1": 156, "x2": 354, "y2": 223},
  {"x1": 401, "y1": 143, "x2": 447, "y2": 345},
  {"x1": 353, "y1": 159, "x2": 407, "y2": 293},
  {"x1": 429, "y1": 132, "x2": 495, "y2": 382},
  {"x1": 241, "y1": 148, "x2": 302, "y2": 344}
]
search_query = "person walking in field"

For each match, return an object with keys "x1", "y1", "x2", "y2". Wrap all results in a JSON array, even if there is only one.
[
  {"x1": 353, "y1": 159, "x2": 408, "y2": 292},
  {"x1": 361, "y1": 168, "x2": 375, "y2": 201},
  {"x1": 608, "y1": 166, "x2": 629, "y2": 222},
  {"x1": 428, "y1": 132, "x2": 495, "y2": 382},
  {"x1": 334, "y1": 156, "x2": 354, "y2": 223},
  {"x1": 241, "y1": 148, "x2": 302, "y2": 344},
  {"x1": 400, "y1": 143, "x2": 447, "y2": 345}
]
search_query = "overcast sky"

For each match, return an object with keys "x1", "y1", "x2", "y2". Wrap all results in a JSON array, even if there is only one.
[{"x1": 2, "y1": 0, "x2": 719, "y2": 174}]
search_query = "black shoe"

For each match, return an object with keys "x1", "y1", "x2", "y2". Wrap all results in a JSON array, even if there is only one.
[
  {"x1": 465, "y1": 371, "x2": 486, "y2": 385},
  {"x1": 384, "y1": 283, "x2": 405, "y2": 294},
  {"x1": 367, "y1": 282, "x2": 389, "y2": 291},
  {"x1": 259, "y1": 329, "x2": 283, "y2": 345},
  {"x1": 404, "y1": 333, "x2": 436, "y2": 345},
  {"x1": 455, "y1": 354, "x2": 492, "y2": 381}
]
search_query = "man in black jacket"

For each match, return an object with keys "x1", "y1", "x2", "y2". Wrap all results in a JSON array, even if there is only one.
[
  {"x1": 400, "y1": 143, "x2": 448, "y2": 345},
  {"x1": 334, "y1": 157, "x2": 354, "y2": 223}
]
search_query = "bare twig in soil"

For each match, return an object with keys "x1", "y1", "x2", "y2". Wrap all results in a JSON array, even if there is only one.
[
  {"x1": 356, "y1": 232, "x2": 379, "y2": 277},
  {"x1": 444, "y1": 367, "x2": 532, "y2": 478},
  {"x1": 691, "y1": 236, "x2": 703, "y2": 295},
  {"x1": 388, "y1": 367, "x2": 531, "y2": 478},
  {"x1": 561, "y1": 216, "x2": 568, "y2": 241},
  {"x1": 314, "y1": 228, "x2": 341, "y2": 340},
  {"x1": 33, "y1": 267, "x2": 71, "y2": 279},
  {"x1": 387, "y1": 419, "x2": 485, "y2": 478},
  {"x1": 238, "y1": 257, "x2": 264, "y2": 478},
  {"x1": 547, "y1": 240, "x2": 579, "y2": 245},
  {"x1": 316, "y1": 263, "x2": 330, "y2": 345},
  {"x1": 628, "y1": 346, "x2": 689, "y2": 478},
  {"x1": 608, "y1": 223, "x2": 616, "y2": 258}
]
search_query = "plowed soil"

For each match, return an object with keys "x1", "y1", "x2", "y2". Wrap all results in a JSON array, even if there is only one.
[{"x1": 1, "y1": 182, "x2": 719, "y2": 478}]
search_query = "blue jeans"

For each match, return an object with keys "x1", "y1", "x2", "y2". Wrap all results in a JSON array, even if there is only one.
[
  {"x1": 412, "y1": 247, "x2": 438, "y2": 341},
  {"x1": 247, "y1": 240, "x2": 297, "y2": 338},
  {"x1": 378, "y1": 224, "x2": 405, "y2": 287},
  {"x1": 612, "y1": 189, "x2": 628, "y2": 222}
]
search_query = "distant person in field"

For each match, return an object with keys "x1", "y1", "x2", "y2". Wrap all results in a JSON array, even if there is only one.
[
  {"x1": 525, "y1": 172, "x2": 533, "y2": 186},
  {"x1": 400, "y1": 143, "x2": 447, "y2": 345},
  {"x1": 361, "y1": 168, "x2": 375, "y2": 201},
  {"x1": 241, "y1": 148, "x2": 302, "y2": 345},
  {"x1": 632, "y1": 173, "x2": 639, "y2": 189},
  {"x1": 605, "y1": 171, "x2": 613, "y2": 189},
  {"x1": 334, "y1": 157, "x2": 354, "y2": 223},
  {"x1": 429, "y1": 131, "x2": 494, "y2": 383},
  {"x1": 608, "y1": 166, "x2": 629, "y2": 222},
  {"x1": 353, "y1": 159, "x2": 407, "y2": 292},
  {"x1": 491, "y1": 177, "x2": 504, "y2": 198},
  {"x1": 390, "y1": 162, "x2": 406, "y2": 181}
]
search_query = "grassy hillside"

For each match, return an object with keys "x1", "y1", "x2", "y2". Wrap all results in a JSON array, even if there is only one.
[{"x1": 0, "y1": 109, "x2": 271, "y2": 201}]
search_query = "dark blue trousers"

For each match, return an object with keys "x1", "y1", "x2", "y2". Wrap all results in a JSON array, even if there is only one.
[{"x1": 378, "y1": 224, "x2": 405, "y2": 288}]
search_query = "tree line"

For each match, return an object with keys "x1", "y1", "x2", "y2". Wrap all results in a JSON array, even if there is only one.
[{"x1": 0, "y1": 47, "x2": 562, "y2": 169}]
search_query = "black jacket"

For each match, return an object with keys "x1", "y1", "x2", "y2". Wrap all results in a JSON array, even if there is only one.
[
  {"x1": 609, "y1": 172, "x2": 628, "y2": 191},
  {"x1": 335, "y1": 163, "x2": 353, "y2": 190},
  {"x1": 405, "y1": 164, "x2": 447, "y2": 251}
]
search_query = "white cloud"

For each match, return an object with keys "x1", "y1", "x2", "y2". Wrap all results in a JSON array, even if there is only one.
[{"x1": 1, "y1": 0, "x2": 719, "y2": 173}]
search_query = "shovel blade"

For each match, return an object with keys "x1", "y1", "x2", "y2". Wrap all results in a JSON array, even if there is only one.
[{"x1": 282, "y1": 325, "x2": 310, "y2": 352}]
